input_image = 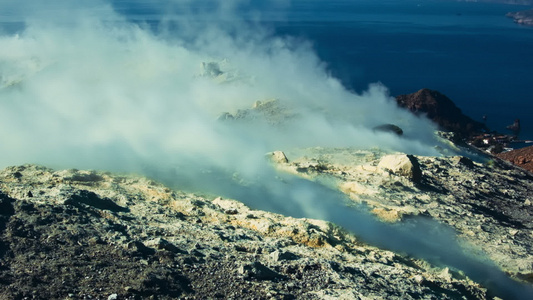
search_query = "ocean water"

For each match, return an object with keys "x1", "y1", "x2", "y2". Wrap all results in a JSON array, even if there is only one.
[
  {"x1": 264, "y1": 0, "x2": 533, "y2": 141},
  {"x1": 113, "y1": 0, "x2": 533, "y2": 141}
]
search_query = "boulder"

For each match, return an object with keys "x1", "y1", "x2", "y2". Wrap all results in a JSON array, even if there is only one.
[
  {"x1": 63, "y1": 190, "x2": 129, "y2": 212},
  {"x1": 238, "y1": 262, "x2": 284, "y2": 281},
  {"x1": 372, "y1": 124, "x2": 403, "y2": 136},
  {"x1": 378, "y1": 154, "x2": 422, "y2": 183},
  {"x1": 267, "y1": 151, "x2": 289, "y2": 164},
  {"x1": 451, "y1": 156, "x2": 474, "y2": 168}
]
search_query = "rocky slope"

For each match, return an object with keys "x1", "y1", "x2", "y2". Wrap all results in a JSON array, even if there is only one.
[
  {"x1": 395, "y1": 89, "x2": 487, "y2": 138},
  {"x1": 0, "y1": 164, "x2": 492, "y2": 300},
  {"x1": 274, "y1": 147, "x2": 533, "y2": 283},
  {"x1": 1, "y1": 148, "x2": 532, "y2": 299},
  {"x1": 1, "y1": 96, "x2": 531, "y2": 299},
  {"x1": 497, "y1": 144, "x2": 533, "y2": 172}
]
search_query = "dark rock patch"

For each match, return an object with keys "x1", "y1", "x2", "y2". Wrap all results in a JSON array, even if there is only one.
[
  {"x1": 395, "y1": 88, "x2": 487, "y2": 137},
  {"x1": 63, "y1": 190, "x2": 128, "y2": 212},
  {"x1": 373, "y1": 123, "x2": 404, "y2": 136},
  {"x1": 239, "y1": 261, "x2": 285, "y2": 281}
]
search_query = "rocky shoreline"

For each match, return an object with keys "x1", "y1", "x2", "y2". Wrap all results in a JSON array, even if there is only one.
[
  {"x1": 507, "y1": 9, "x2": 533, "y2": 25},
  {"x1": 395, "y1": 89, "x2": 487, "y2": 138},
  {"x1": 497, "y1": 144, "x2": 533, "y2": 172},
  {"x1": 394, "y1": 88, "x2": 533, "y2": 172},
  {"x1": 456, "y1": 1, "x2": 533, "y2": 26}
]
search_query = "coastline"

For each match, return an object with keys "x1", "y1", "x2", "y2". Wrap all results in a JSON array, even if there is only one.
[{"x1": 507, "y1": 9, "x2": 533, "y2": 25}]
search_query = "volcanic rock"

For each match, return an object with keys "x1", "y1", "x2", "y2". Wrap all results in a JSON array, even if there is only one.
[
  {"x1": 507, "y1": 9, "x2": 533, "y2": 26},
  {"x1": 280, "y1": 146, "x2": 533, "y2": 287},
  {"x1": 497, "y1": 144, "x2": 533, "y2": 173},
  {"x1": 267, "y1": 150, "x2": 289, "y2": 164},
  {"x1": 395, "y1": 88, "x2": 487, "y2": 137},
  {"x1": 0, "y1": 164, "x2": 497, "y2": 299},
  {"x1": 377, "y1": 154, "x2": 422, "y2": 183},
  {"x1": 506, "y1": 118, "x2": 521, "y2": 134},
  {"x1": 372, "y1": 123, "x2": 404, "y2": 136},
  {"x1": 218, "y1": 99, "x2": 295, "y2": 126}
]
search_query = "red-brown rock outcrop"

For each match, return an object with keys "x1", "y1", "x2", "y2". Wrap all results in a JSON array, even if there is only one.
[
  {"x1": 395, "y1": 89, "x2": 487, "y2": 137},
  {"x1": 497, "y1": 144, "x2": 533, "y2": 173}
]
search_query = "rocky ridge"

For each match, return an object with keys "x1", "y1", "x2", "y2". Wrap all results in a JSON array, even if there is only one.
[
  {"x1": 273, "y1": 147, "x2": 533, "y2": 284},
  {"x1": 0, "y1": 164, "x2": 494, "y2": 299},
  {"x1": 497, "y1": 144, "x2": 533, "y2": 172},
  {"x1": 395, "y1": 89, "x2": 487, "y2": 138},
  {"x1": 1, "y1": 97, "x2": 532, "y2": 299}
]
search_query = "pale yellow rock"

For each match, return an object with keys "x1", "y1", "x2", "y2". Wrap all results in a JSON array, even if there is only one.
[
  {"x1": 356, "y1": 164, "x2": 379, "y2": 173},
  {"x1": 267, "y1": 151, "x2": 289, "y2": 164},
  {"x1": 413, "y1": 274, "x2": 425, "y2": 284},
  {"x1": 371, "y1": 207, "x2": 402, "y2": 223},
  {"x1": 212, "y1": 197, "x2": 250, "y2": 213},
  {"x1": 439, "y1": 268, "x2": 453, "y2": 282},
  {"x1": 416, "y1": 194, "x2": 431, "y2": 202},
  {"x1": 377, "y1": 154, "x2": 422, "y2": 182},
  {"x1": 339, "y1": 181, "x2": 378, "y2": 196}
]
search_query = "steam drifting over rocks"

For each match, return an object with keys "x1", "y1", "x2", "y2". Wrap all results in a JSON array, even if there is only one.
[
  {"x1": 1, "y1": 148, "x2": 532, "y2": 299},
  {"x1": 0, "y1": 164, "x2": 496, "y2": 299},
  {"x1": 276, "y1": 146, "x2": 533, "y2": 282},
  {"x1": 1, "y1": 1, "x2": 533, "y2": 299}
]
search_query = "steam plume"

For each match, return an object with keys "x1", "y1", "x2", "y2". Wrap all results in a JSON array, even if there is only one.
[
  {"x1": 2, "y1": 1, "x2": 531, "y2": 298},
  {"x1": 0, "y1": 0, "x2": 444, "y2": 172}
]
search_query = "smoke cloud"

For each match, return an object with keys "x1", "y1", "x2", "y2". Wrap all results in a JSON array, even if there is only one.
[
  {"x1": 2, "y1": 1, "x2": 530, "y2": 298},
  {"x1": 0, "y1": 0, "x2": 444, "y2": 172}
]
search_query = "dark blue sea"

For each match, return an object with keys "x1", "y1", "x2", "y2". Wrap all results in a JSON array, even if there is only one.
[
  {"x1": 276, "y1": 0, "x2": 533, "y2": 142},
  {"x1": 114, "y1": 0, "x2": 533, "y2": 142}
]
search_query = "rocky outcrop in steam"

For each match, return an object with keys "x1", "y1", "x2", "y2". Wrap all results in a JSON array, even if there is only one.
[
  {"x1": 395, "y1": 89, "x2": 487, "y2": 137},
  {"x1": 275, "y1": 147, "x2": 533, "y2": 289},
  {"x1": 0, "y1": 164, "x2": 501, "y2": 299},
  {"x1": 217, "y1": 99, "x2": 296, "y2": 126},
  {"x1": 2, "y1": 147, "x2": 533, "y2": 299}
]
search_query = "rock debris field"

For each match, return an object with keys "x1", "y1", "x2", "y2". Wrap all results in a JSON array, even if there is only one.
[{"x1": 0, "y1": 146, "x2": 532, "y2": 299}]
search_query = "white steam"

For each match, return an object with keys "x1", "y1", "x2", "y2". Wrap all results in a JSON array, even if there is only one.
[
  {"x1": 0, "y1": 0, "x2": 443, "y2": 173},
  {"x1": 1, "y1": 1, "x2": 533, "y2": 298}
]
